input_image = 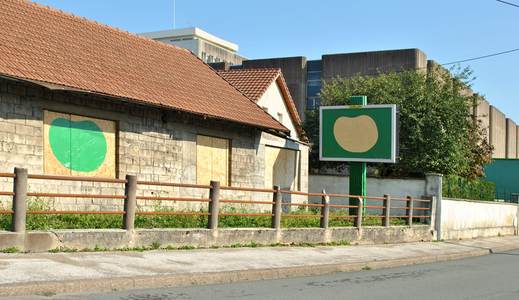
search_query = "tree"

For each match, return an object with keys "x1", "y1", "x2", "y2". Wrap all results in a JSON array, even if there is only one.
[{"x1": 304, "y1": 67, "x2": 492, "y2": 178}]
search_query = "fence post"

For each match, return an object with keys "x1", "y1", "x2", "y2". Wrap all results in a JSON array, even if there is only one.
[
  {"x1": 354, "y1": 197, "x2": 363, "y2": 228},
  {"x1": 208, "y1": 180, "x2": 220, "y2": 230},
  {"x1": 383, "y1": 194, "x2": 391, "y2": 227},
  {"x1": 123, "y1": 175, "x2": 137, "y2": 230},
  {"x1": 12, "y1": 167, "x2": 28, "y2": 233},
  {"x1": 406, "y1": 196, "x2": 413, "y2": 226},
  {"x1": 431, "y1": 196, "x2": 441, "y2": 240},
  {"x1": 272, "y1": 186, "x2": 282, "y2": 229},
  {"x1": 320, "y1": 189, "x2": 330, "y2": 229}
]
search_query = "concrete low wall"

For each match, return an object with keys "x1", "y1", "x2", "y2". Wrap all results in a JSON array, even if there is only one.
[
  {"x1": 441, "y1": 198, "x2": 519, "y2": 240},
  {"x1": 0, "y1": 226, "x2": 433, "y2": 253},
  {"x1": 308, "y1": 174, "x2": 439, "y2": 216},
  {"x1": 309, "y1": 175, "x2": 427, "y2": 200}
]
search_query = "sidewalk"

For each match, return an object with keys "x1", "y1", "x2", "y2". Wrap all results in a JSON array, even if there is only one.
[{"x1": 1, "y1": 236, "x2": 518, "y2": 297}]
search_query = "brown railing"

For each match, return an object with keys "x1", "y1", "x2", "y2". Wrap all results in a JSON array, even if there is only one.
[{"x1": 0, "y1": 168, "x2": 434, "y2": 233}]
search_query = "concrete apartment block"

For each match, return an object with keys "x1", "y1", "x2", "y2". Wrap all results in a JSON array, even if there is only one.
[
  {"x1": 473, "y1": 96, "x2": 490, "y2": 143},
  {"x1": 321, "y1": 48, "x2": 428, "y2": 81},
  {"x1": 242, "y1": 57, "x2": 307, "y2": 118},
  {"x1": 490, "y1": 106, "x2": 507, "y2": 158},
  {"x1": 506, "y1": 118, "x2": 517, "y2": 158},
  {"x1": 517, "y1": 126, "x2": 519, "y2": 159}
]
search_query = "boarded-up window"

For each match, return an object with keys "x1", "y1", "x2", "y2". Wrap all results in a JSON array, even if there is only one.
[
  {"x1": 196, "y1": 135, "x2": 230, "y2": 185},
  {"x1": 43, "y1": 110, "x2": 116, "y2": 177},
  {"x1": 265, "y1": 146, "x2": 300, "y2": 190}
]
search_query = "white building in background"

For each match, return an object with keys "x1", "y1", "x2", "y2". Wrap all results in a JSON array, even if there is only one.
[
  {"x1": 217, "y1": 68, "x2": 308, "y2": 192},
  {"x1": 140, "y1": 27, "x2": 245, "y2": 65}
]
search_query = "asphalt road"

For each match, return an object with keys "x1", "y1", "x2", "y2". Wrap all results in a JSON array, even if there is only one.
[{"x1": 13, "y1": 250, "x2": 519, "y2": 300}]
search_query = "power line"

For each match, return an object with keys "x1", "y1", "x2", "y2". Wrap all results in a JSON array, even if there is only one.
[
  {"x1": 497, "y1": 0, "x2": 519, "y2": 8},
  {"x1": 441, "y1": 48, "x2": 519, "y2": 65},
  {"x1": 441, "y1": 1, "x2": 519, "y2": 65}
]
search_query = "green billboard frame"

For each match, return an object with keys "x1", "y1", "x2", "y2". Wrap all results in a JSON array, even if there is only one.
[{"x1": 319, "y1": 104, "x2": 397, "y2": 163}]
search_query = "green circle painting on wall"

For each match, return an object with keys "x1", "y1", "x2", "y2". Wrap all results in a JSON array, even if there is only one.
[{"x1": 49, "y1": 117, "x2": 107, "y2": 172}]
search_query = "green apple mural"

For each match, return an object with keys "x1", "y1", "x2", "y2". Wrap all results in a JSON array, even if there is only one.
[{"x1": 49, "y1": 117, "x2": 107, "y2": 172}]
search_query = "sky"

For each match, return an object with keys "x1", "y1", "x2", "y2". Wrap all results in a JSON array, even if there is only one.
[{"x1": 33, "y1": 0, "x2": 519, "y2": 121}]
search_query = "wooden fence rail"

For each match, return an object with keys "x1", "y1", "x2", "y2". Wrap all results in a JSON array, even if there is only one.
[{"x1": 0, "y1": 168, "x2": 434, "y2": 233}]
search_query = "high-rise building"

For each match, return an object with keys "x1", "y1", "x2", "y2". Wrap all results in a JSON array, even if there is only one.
[
  {"x1": 232, "y1": 49, "x2": 428, "y2": 118},
  {"x1": 140, "y1": 27, "x2": 245, "y2": 65}
]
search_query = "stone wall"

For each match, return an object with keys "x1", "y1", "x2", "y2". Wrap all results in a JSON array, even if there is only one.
[{"x1": 0, "y1": 78, "x2": 308, "y2": 212}]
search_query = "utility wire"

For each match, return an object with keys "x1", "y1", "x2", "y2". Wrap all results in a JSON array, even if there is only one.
[
  {"x1": 442, "y1": 1, "x2": 519, "y2": 65},
  {"x1": 441, "y1": 48, "x2": 519, "y2": 65},
  {"x1": 497, "y1": 0, "x2": 519, "y2": 8}
]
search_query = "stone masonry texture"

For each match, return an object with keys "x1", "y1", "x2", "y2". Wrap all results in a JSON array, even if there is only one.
[{"x1": 0, "y1": 78, "x2": 308, "y2": 212}]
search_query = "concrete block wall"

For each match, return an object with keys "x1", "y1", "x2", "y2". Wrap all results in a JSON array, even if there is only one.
[
  {"x1": 473, "y1": 96, "x2": 490, "y2": 143},
  {"x1": 517, "y1": 125, "x2": 519, "y2": 158},
  {"x1": 490, "y1": 106, "x2": 507, "y2": 158},
  {"x1": 0, "y1": 78, "x2": 309, "y2": 213},
  {"x1": 506, "y1": 118, "x2": 517, "y2": 158},
  {"x1": 471, "y1": 96, "x2": 515, "y2": 159},
  {"x1": 322, "y1": 48, "x2": 428, "y2": 81}
]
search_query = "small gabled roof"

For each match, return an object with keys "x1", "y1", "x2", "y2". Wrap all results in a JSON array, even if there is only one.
[
  {"x1": 0, "y1": 0, "x2": 288, "y2": 133},
  {"x1": 217, "y1": 68, "x2": 303, "y2": 138}
]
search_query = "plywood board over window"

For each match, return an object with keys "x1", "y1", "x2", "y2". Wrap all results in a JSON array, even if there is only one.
[
  {"x1": 196, "y1": 135, "x2": 230, "y2": 185},
  {"x1": 43, "y1": 110, "x2": 116, "y2": 178},
  {"x1": 265, "y1": 146, "x2": 299, "y2": 191}
]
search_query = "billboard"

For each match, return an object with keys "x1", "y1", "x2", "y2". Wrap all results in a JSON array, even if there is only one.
[{"x1": 320, "y1": 104, "x2": 397, "y2": 163}]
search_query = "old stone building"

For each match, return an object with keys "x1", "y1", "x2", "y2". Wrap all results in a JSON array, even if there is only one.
[
  {"x1": 217, "y1": 68, "x2": 308, "y2": 193},
  {"x1": 0, "y1": 0, "x2": 308, "y2": 211}
]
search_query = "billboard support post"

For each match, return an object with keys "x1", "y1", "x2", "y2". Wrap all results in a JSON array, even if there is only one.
[
  {"x1": 349, "y1": 96, "x2": 367, "y2": 215},
  {"x1": 319, "y1": 96, "x2": 398, "y2": 216}
]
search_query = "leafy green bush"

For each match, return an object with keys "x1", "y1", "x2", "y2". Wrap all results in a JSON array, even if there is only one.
[{"x1": 443, "y1": 175, "x2": 495, "y2": 201}]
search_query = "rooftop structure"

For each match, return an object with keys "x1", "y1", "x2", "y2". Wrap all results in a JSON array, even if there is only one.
[{"x1": 140, "y1": 27, "x2": 245, "y2": 66}]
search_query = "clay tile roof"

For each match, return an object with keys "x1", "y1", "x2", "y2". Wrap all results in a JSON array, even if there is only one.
[
  {"x1": 218, "y1": 68, "x2": 304, "y2": 138},
  {"x1": 0, "y1": 0, "x2": 288, "y2": 133}
]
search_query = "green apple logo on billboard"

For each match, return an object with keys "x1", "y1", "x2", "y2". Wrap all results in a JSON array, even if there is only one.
[{"x1": 333, "y1": 115, "x2": 379, "y2": 153}]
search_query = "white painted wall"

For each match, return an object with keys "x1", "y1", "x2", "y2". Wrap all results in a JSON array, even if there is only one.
[
  {"x1": 257, "y1": 81, "x2": 299, "y2": 140},
  {"x1": 441, "y1": 198, "x2": 518, "y2": 240},
  {"x1": 309, "y1": 175, "x2": 426, "y2": 199},
  {"x1": 260, "y1": 132, "x2": 309, "y2": 205},
  {"x1": 308, "y1": 175, "x2": 428, "y2": 215}
]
